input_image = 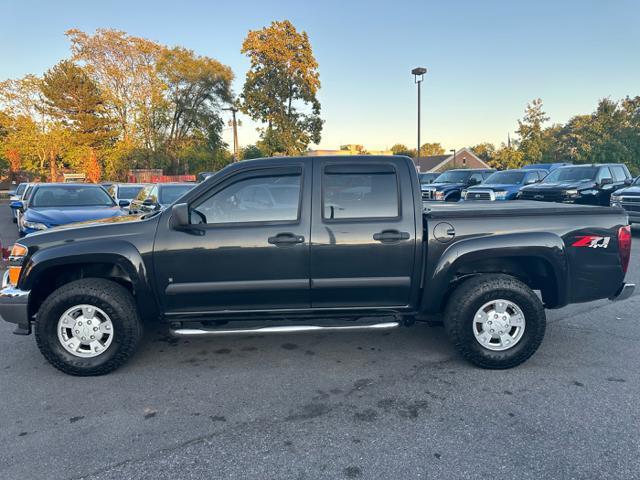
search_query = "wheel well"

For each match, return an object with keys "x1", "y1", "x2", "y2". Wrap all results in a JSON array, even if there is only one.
[
  {"x1": 449, "y1": 256, "x2": 559, "y2": 307},
  {"x1": 28, "y1": 263, "x2": 135, "y2": 319}
]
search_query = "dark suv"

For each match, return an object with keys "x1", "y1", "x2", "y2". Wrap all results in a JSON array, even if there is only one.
[
  {"x1": 611, "y1": 176, "x2": 640, "y2": 223},
  {"x1": 422, "y1": 169, "x2": 495, "y2": 202},
  {"x1": 517, "y1": 163, "x2": 632, "y2": 205}
]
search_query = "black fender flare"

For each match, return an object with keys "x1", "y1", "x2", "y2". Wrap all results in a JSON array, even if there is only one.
[
  {"x1": 422, "y1": 231, "x2": 569, "y2": 312},
  {"x1": 21, "y1": 240, "x2": 156, "y2": 317}
]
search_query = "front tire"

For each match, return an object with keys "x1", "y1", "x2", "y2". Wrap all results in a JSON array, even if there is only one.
[
  {"x1": 35, "y1": 278, "x2": 142, "y2": 376},
  {"x1": 444, "y1": 274, "x2": 546, "y2": 369}
]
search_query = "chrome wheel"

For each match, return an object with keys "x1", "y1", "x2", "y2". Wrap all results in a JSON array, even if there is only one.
[
  {"x1": 472, "y1": 299, "x2": 525, "y2": 351},
  {"x1": 57, "y1": 304, "x2": 114, "y2": 358}
]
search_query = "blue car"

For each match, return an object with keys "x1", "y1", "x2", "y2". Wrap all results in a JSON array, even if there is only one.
[
  {"x1": 11, "y1": 183, "x2": 125, "y2": 236},
  {"x1": 462, "y1": 169, "x2": 547, "y2": 201}
]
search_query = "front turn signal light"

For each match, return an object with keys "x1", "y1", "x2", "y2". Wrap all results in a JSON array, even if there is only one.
[
  {"x1": 8, "y1": 267, "x2": 22, "y2": 286},
  {"x1": 10, "y1": 244, "x2": 27, "y2": 258},
  {"x1": 8, "y1": 243, "x2": 27, "y2": 286}
]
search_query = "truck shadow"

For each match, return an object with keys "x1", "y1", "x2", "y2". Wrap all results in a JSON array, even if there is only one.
[{"x1": 135, "y1": 320, "x2": 457, "y2": 373}]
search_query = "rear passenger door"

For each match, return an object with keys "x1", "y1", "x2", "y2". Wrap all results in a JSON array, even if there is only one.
[{"x1": 310, "y1": 159, "x2": 417, "y2": 308}]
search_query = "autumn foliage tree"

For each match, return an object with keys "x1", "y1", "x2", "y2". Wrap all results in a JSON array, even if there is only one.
[{"x1": 241, "y1": 20, "x2": 323, "y2": 155}]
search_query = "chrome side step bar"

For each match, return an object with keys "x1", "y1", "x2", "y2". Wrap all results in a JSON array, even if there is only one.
[{"x1": 170, "y1": 321, "x2": 399, "y2": 337}]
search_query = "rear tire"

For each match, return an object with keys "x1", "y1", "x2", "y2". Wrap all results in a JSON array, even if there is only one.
[
  {"x1": 35, "y1": 278, "x2": 142, "y2": 376},
  {"x1": 444, "y1": 274, "x2": 545, "y2": 369}
]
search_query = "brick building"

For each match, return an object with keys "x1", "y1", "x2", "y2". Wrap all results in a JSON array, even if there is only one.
[{"x1": 413, "y1": 147, "x2": 490, "y2": 172}]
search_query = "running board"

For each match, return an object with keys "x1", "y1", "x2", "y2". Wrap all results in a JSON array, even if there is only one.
[{"x1": 170, "y1": 321, "x2": 399, "y2": 337}]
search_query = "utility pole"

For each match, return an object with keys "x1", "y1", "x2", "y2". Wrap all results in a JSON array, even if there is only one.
[
  {"x1": 223, "y1": 107, "x2": 240, "y2": 161},
  {"x1": 411, "y1": 67, "x2": 427, "y2": 165}
]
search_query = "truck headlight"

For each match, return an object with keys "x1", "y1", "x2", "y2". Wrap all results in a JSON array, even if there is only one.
[
  {"x1": 434, "y1": 191, "x2": 445, "y2": 201},
  {"x1": 610, "y1": 195, "x2": 622, "y2": 204},
  {"x1": 22, "y1": 220, "x2": 48, "y2": 231},
  {"x1": 461, "y1": 190, "x2": 468, "y2": 200},
  {"x1": 565, "y1": 189, "x2": 579, "y2": 197},
  {"x1": 494, "y1": 191, "x2": 507, "y2": 200},
  {"x1": 8, "y1": 243, "x2": 27, "y2": 286}
]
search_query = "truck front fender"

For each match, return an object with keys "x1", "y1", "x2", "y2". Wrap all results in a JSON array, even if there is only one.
[
  {"x1": 422, "y1": 231, "x2": 569, "y2": 313},
  {"x1": 21, "y1": 240, "x2": 156, "y2": 318}
]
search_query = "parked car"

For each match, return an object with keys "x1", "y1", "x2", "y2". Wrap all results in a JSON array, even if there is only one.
[
  {"x1": 418, "y1": 172, "x2": 440, "y2": 185},
  {"x1": 422, "y1": 169, "x2": 495, "y2": 202},
  {"x1": 107, "y1": 183, "x2": 147, "y2": 209},
  {"x1": 518, "y1": 164, "x2": 632, "y2": 205},
  {"x1": 10, "y1": 183, "x2": 125, "y2": 236},
  {"x1": 522, "y1": 162, "x2": 571, "y2": 172},
  {"x1": 611, "y1": 176, "x2": 640, "y2": 223},
  {"x1": 8, "y1": 182, "x2": 28, "y2": 223},
  {"x1": 0, "y1": 156, "x2": 634, "y2": 375},
  {"x1": 128, "y1": 183, "x2": 194, "y2": 214},
  {"x1": 462, "y1": 169, "x2": 547, "y2": 201},
  {"x1": 14, "y1": 183, "x2": 35, "y2": 231}
]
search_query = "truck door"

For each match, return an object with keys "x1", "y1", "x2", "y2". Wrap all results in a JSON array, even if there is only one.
[
  {"x1": 310, "y1": 159, "x2": 417, "y2": 308},
  {"x1": 153, "y1": 160, "x2": 312, "y2": 314}
]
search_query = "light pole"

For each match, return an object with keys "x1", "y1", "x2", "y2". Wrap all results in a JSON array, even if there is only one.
[
  {"x1": 223, "y1": 106, "x2": 240, "y2": 161},
  {"x1": 450, "y1": 149, "x2": 456, "y2": 168},
  {"x1": 412, "y1": 67, "x2": 427, "y2": 164}
]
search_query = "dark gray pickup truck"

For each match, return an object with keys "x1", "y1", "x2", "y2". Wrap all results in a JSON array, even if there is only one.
[{"x1": 0, "y1": 156, "x2": 634, "y2": 375}]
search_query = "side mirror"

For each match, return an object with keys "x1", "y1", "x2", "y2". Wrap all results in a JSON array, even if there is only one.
[
  {"x1": 600, "y1": 177, "x2": 613, "y2": 186},
  {"x1": 118, "y1": 199, "x2": 130, "y2": 207},
  {"x1": 171, "y1": 203, "x2": 189, "y2": 228},
  {"x1": 624, "y1": 178, "x2": 633, "y2": 186},
  {"x1": 468, "y1": 178, "x2": 480, "y2": 186},
  {"x1": 10, "y1": 200, "x2": 24, "y2": 210}
]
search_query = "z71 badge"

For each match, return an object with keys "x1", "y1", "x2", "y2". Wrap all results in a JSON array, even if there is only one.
[{"x1": 572, "y1": 236, "x2": 611, "y2": 248}]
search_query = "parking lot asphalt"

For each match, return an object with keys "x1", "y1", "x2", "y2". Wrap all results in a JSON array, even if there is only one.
[{"x1": 0, "y1": 201, "x2": 639, "y2": 480}]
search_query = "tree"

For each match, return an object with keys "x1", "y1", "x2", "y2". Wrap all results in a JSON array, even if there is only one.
[
  {"x1": 85, "y1": 148, "x2": 101, "y2": 182},
  {"x1": 66, "y1": 28, "x2": 164, "y2": 144},
  {"x1": 489, "y1": 144, "x2": 524, "y2": 170},
  {"x1": 0, "y1": 75, "x2": 69, "y2": 180},
  {"x1": 241, "y1": 144, "x2": 264, "y2": 159},
  {"x1": 390, "y1": 144, "x2": 415, "y2": 157},
  {"x1": 157, "y1": 46, "x2": 233, "y2": 172},
  {"x1": 516, "y1": 98, "x2": 550, "y2": 162},
  {"x1": 240, "y1": 20, "x2": 323, "y2": 156},
  {"x1": 40, "y1": 60, "x2": 114, "y2": 148},
  {"x1": 419, "y1": 142, "x2": 444, "y2": 157},
  {"x1": 470, "y1": 142, "x2": 496, "y2": 163}
]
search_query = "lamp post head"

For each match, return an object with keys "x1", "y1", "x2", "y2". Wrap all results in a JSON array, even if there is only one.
[{"x1": 411, "y1": 67, "x2": 427, "y2": 76}]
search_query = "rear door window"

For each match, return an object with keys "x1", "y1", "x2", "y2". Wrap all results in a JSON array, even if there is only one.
[
  {"x1": 596, "y1": 167, "x2": 613, "y2": 183},
  {"x1": 322, "y1": 164, "x2": 399, "y2": 220},
  {"x1": 611, "y1": 166, "x2": 627, "y2": 182}
]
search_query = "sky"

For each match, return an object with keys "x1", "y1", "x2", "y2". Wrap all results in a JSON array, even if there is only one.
[{"x1": 2, "y1": 0, "x2": 639, "y2": 152}]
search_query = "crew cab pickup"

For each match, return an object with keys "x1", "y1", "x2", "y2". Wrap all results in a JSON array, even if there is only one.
[{"x1": 0, "y1": 156, "x2": 634, "y2": 376}]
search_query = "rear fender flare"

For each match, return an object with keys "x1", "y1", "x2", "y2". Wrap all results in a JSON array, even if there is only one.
[{"x1": 424, "y1": 232, "x2": 568, "y2": 311}]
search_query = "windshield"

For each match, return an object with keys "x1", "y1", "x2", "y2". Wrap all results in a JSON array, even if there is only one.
[
  {"x1": 543, "y1": 167, "x2": 598, "y2": 183},
  {"x1": 419, "y1": 173, "x2": 436, "y2": 184},
  {"x1": 434, "y1": 171, "x2": 471, "y2": 184},
  {"x1": 118, "y1": 186, "x2": 144, "y2": 200},
  {"x1": 15, "y1": 184, "x2": 26, "y2": 195},
  {"x1": 31, "y1": 186, "x2": 115, "y2": 208},
  {"x1": 484, "y1": 171, "x2": 525, "y2": 185},
  {"x1": 159, "y1": 185, "x2": 192, "y2": 204}
]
